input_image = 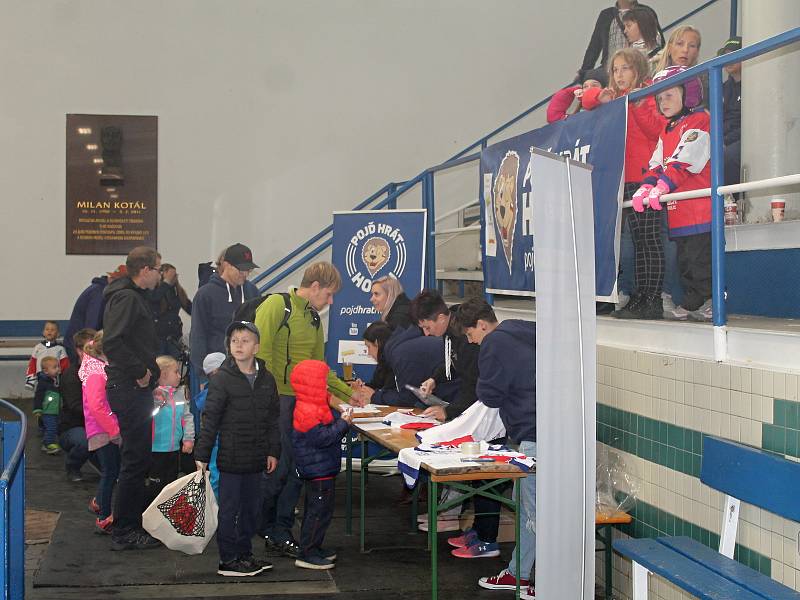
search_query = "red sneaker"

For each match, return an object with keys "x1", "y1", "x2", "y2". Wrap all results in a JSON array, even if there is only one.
[
  {"x1": 478, "y1": 569, "x2": 529, "y2": 591},
  {"x1": 95, "y1": 515, "x2": 114, "y2": 535},
  {"x1": 520, "y1": 584, "x2": 536, "y2": 599},
  {"x1": 447, "y1": 528, "x2": 478, "y2": 548},
  {"x1": 88, "y1": 497, "x2": 100, "y2": 515},
  {"x1": 451, "y1": 541, "x2": 500, "y2": 558}
]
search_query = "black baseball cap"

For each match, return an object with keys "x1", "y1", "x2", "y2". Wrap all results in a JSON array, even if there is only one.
[
  {"x1": 225, "y1": 320, "x2": 260, "y2": 342},
  {"x1": 717, "y1": 36, "x2": 742, "y2": 56},
  {"x1": 223, "y1": 243, "x2": 259, "y2": 271}
]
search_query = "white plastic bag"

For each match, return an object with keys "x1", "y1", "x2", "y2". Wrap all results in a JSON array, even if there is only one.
[
  {"x1": 142, "y1": 470, "x2": 218, "y2": 555},
  {"x1": 418, "y1": 400, "x2": 506, "y2": 445}
]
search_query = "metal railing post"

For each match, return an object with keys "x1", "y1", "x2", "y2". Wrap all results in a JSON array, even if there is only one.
[
  {"x1": 730, "y1": 0, "x2": 738, "y2": 37},
  {"x1": 423, "y1": 172, "x2": 437, "y2": 289},
  {"x1": 387, "y1": 182, "x2": 397, "y2": 210},
  {"x1": 1, "y1": 415, "x2": 26, "y2": 600},
  {"x1": 709, "y1": 65, "x2": 728, "y2": 344}
]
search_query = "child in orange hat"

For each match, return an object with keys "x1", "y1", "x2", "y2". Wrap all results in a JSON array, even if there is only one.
[{"x1": 290, "y1": 359, "x2": 353, "y2": 570}]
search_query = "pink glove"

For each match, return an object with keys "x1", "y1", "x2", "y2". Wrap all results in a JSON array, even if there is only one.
[
  {"x1": 647, "y1": 179, "x2": 670, "y2": 211},
  {"x1": 631, "y1": 184, "x2": 653, "y2": 212}
]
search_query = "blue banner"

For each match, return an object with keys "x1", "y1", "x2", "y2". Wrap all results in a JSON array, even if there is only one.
[
  {"x1": 480, "y1": 97, "x2": 626, "y2": 299},
  {"x1": 326, "y1": 210, "x2": 427, "y2": 379}
]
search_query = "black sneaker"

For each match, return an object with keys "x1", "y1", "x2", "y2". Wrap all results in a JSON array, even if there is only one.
[
  {"x1": 295, "y1": 554, "x2": 335, "y2": 570},
  {"x1": 318, "y1": 546, "x2": 337, "y2": 561},
  {"x1": 611, "y1": 293, "x2": 644, "y2": 318},
  {"x1": 66, "y1": 470, "x2": 83, "y2": 482},
  {"x1": 239, "y1": 554, "x2": 272, "y2": 572},
  {"x1": 110, "y1": 528, "x2": 161, "y2": 551},
  {"x1": 217, "y1": 558, "x2": 263, "y2": 577},
  {"x1": 266, "y1": 535, "x2": 301, "y2": 558}
]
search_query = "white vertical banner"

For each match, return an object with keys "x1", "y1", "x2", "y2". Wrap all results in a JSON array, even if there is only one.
[{"x1": 531, "y1": 149, "x2": 597, "y2": 599}]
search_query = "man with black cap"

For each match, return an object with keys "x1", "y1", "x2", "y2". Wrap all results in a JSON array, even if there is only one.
[
  {"x1": 190, "y1": 243, "x2": 260, "y2": 388},
  {"x1": 718, "y1": 36, "x2": 742, "y2": 188}
]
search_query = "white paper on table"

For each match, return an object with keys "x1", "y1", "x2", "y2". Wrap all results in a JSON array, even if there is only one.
[
  {"x1": 338, "y1": 403, "x2": 382, "y2": 414},
  {"x1": 382, "y1": 411, "x2": 439, "y2": 427},
  {"x1": 357, "y1": 422, "x2": 392, "y2": 431}
]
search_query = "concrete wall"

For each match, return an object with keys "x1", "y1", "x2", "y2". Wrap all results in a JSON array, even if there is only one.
[{"x1": 0, "y1": 0, "x2": 731, "y2": 322}]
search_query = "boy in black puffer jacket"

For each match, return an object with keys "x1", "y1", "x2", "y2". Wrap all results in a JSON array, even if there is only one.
[
  {"x1": 290, "y1": 359, "x2": 353, "y2": 570},
  {"x1": 195, "y1": 321, "x2": 280, "y2": 578}
]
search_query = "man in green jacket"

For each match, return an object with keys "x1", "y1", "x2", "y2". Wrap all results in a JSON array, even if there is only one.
[{"x1": 255, "y1": 261, "x2": 359, "y2": 557}]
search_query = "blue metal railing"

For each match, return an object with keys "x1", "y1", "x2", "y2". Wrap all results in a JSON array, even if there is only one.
[
  {"x1": 255, "y1": 0, "x2": 734, "y2": 296},
  {"x1": 628, "y1": 26, "x2": 800, "y2": 327},
  {"x1": 0, "y1": 400, "x2": 26, "y2": 600}
]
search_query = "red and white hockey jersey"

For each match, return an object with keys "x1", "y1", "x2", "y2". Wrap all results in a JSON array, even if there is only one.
[
  {"x1": 25, "y1": 340, "x2": 70, "y2": 389},
  {"x1": 642, "y1": 110, "x2": 711, "y2": 238}
]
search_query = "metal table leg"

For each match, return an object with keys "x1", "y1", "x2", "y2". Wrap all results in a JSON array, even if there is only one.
[
  {"x1": 345, "y1": 431, "x2": 353, "y2": 535},
  {"x1": 430, "y1": 479, "x2": 439, "y2": 600},
  {"x1": 515, "y1": 480, "x2": 521, "y2": 600},
  {"x1": 604, "y1": 524, "x2": 613, "y2": 600}
]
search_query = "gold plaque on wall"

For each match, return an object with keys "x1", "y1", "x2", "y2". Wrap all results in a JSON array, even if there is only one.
[{"x1": 66, "y1": 114, "x2": 157, "y2": 255}]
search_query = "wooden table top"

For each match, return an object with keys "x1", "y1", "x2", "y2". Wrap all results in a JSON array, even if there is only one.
[{"x1": 332, "y1": 397, "x2": 529, "y2": 480}]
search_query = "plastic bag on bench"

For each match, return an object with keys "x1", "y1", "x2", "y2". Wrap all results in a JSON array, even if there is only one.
[{"x1": 596, "y1": 443, "x2": 638, "y2": 518}]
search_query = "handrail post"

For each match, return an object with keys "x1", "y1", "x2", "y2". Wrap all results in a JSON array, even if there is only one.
[
  {"x1": 709, "y1": 65, "x2": 727, "y2": 335},
  {"x1": 1, "y1": 419, "x2": 25, "y2": 600},
  {"x1": 730, "y1": 0, "x2": 738, "y2": 37},
  {"x1": 387, "y1": 182, "x2": 397, "y2": 210},
  {"x1": 422, "y1": 172, "x2": 437, "y2": 289}
]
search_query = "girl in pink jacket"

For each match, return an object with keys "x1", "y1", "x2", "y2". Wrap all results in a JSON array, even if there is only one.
[{"x1": 79, "y1": 331, "x2": 121, "y2": 534}]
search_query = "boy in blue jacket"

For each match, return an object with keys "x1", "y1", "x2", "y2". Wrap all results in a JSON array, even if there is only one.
[
  {"x1": 290, "y1": 359, "x2": 353, "y2": 570},
  {"x1": 458, "y1": 298, "x2": 537, "y2": 600}
]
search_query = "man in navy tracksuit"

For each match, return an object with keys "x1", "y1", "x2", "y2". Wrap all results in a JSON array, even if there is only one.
[{"x1": 458, "y1": 298, "x2": 537, "y2": 600}]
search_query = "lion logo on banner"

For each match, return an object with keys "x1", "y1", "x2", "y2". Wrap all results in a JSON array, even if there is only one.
[
  {"x1": 361, "y1": 237, "x2": 391, "y2": 277},
  {"x1": 493, "y1": 151, "x2": 519, "y2": 273}
]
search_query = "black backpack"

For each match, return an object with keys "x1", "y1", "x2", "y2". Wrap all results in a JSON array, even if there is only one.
[
  {"x1": 233, "y1": 292, "x2": 293, "y2": 329},
  {"x1": 233, "y1": 292, "x2": 319, "y2": 384}
]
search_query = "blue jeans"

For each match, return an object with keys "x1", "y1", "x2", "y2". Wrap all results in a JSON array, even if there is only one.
[
  {"x1": 618, "y1": 211, "x2": 634, "y2": 296},
  {"x1": 508, "y1": 441, "x2": 536, "y2": 581},
  {"x1": 300, "y1": 477, "x2": 336, "y2": 559},
  {"x1": 259, "y1": 395, "x2": 302, "y2": 541},
  {"x1": 59, "y1": 426, "x2": 93, "y2": 473},
  {"x1": 218, "y1": 471, "x2": 262, "y2": 563},
  {"x1": 42, "y1": 414, "x2": 59, "y2": 446},
  {"x1": 95, "y1": 443, "x2": 121, "y2": 519},
  {"x1": 661, "y1": 211, "x2": 684, "y2": 304}
]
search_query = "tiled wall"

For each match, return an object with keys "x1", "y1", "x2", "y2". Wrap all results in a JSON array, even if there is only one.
[{"x1": 595, "y1": 345, "x2": 800, "y2": 600}]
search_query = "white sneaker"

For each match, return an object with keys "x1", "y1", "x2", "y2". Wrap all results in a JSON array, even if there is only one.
[
  {"x1": 663, "y1": 304, "x2": 690, "y2": 321},
  {"x1": 661, "y1": 292, "x2": 676, "y2": 312},
  {"x1": 615, "y1": 292, "x2": 630, "y2": 311},
  {"x1": 688, "y1": 299, "x2": 713, "y2": 322},
  {"x1": 417, "y1": 512, "x2": 462, "y2": 532}
]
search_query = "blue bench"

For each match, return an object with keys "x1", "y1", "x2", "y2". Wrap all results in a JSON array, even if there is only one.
[{"x1": 614, "y1": 435, "x2": 800, "y2": 600}]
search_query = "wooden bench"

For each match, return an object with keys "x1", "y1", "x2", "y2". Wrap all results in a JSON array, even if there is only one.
[{"x1": 614, "y1": 435, "x2": 800, "y2": 600}]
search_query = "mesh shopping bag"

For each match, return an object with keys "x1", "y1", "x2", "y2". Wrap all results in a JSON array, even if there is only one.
[{"x1": 143, "y1": 470, "x2": 218, "y2": 554}]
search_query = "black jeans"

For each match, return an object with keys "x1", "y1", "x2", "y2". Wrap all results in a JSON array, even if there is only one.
[
  {"x1": 260, "y1": 395, "x2": 302, "y2": 541},
  {"x1": 147, "y1": 451, "x2": 179, "y2": 505},
  {"x1": 675, "y1": 232, "x2": 712, "y2": 311},
  {"x1": 107, "y1": 384, "x2": 153, "y2": 535},
  {"x1": 218, "y1": 471, "x2": 262, "y2": 563},
  {"x1": 299, "y1": 478, "x2": 335, "y2": 559},
  {"x1": 59, "y1": 426, "x2": 94, "y2": 474}
]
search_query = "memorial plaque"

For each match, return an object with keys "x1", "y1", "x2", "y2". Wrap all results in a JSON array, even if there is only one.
[{"x1": 66, "y1": 114, "x2": 157, "y2": 254}]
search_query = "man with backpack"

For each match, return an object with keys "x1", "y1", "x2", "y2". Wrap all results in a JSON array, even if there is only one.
[
  {"x1": 255, "y1": 261, "x2": 359, "y2": 558},
  {"x1": 189, "y1": 243, "x2": 260, "y2": 389}
]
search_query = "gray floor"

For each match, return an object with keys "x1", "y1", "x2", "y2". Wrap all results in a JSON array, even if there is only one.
[{"x1": 14, "y1": 396, "x2": 525, "y2": 600}]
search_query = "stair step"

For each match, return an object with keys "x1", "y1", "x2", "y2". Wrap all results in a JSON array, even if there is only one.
[{"x1": 436, "y1": 270, "x2": 483, "y2": 281}]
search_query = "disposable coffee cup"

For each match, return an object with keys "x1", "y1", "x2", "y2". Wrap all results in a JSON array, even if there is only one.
[
  {"x1": 771, "y1": 199, "x2": 786, "y2": 222},
  {"x1": 460, "y1": 441, "x2": 480, "y2": 456}
]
